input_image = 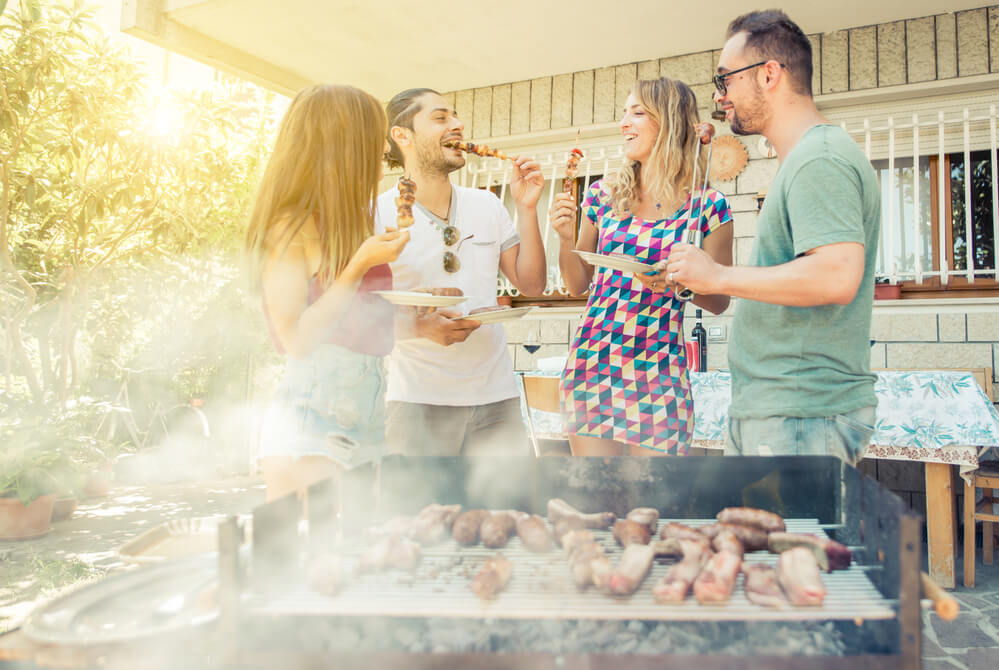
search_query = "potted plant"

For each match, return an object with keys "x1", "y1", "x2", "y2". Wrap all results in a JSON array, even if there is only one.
[
  {"x1": 0, "y1": 419, "x2": 82, "y2": 539},
  {"x1": 874, "y1": 278, "x2": 902, "y2": 300}
]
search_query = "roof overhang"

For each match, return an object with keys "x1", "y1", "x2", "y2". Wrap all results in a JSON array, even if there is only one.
[{"x1": 123, "y1": 1, "x2": 989, "y2": 99}]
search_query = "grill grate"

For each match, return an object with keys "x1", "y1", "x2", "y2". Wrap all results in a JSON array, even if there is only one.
[{"x1": 248, "y1": 518, "x2": 895, "y2": 623}]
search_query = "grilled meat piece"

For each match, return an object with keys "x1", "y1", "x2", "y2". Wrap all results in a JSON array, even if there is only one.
[
  {"x1": 604, "y1": 543, "x2": 655, "y2": 596},
  {"x1": 562, "y1": 147, "x2": 584, "y2": 192},
  {"x1": 767, "y1": 532, "x2": 852, "y2": 572},
  {"x1": 355, "y1": 535, "x2": 422, "y2": 574},
  {"x1": 692, "y1": 550, "x2": 742, "y2": 604},
  {"x1": 711, "y1": 528, "x2": 745, "y2": 557},
  {"x1": 306, "y1": 553, "x2": 345, "y2": 596},
  {"x1": 442, "y1": 140, "x2": 511, "y2": 161},
  {"x1": 561, "y1": 529, "x2": 596, "y2": 554},
  {"x1": 613, "y1": 519, "x2": 651, "y2": 547},
  {"x1": 716, "y1": 507, "x2": 786, "y2": 534},
  {"x1": 481, "y1": 512, "x2": 518, "y2": 549},
  {"x1": 567, "y1": 541, "x2": 609, "y2": 590},
  {"x1": 652, "y1": 539, "x2": 711, "y2": 603},
  {"x1": 698, "y1": 522, "x2": 770, "y2": 552},
  {"x1": 516, "y1": 514, "x2": 553, "y2": 552},
  {"x1": 552, "y1": 516, "x2": 587, "y2": 545},
  {"x1": 625, "y1": 507, "x2": 659, "y2": 535},
  {"x1": 777, "y1": 547, "x2": 827, "y2": 606},
  {"x1": 470, "y1": 554, "x2": 513, "y2": 600},
  {"x1": 742, "y1": 563, "x2": 789, "y2": 609},
  {"x1": 451, "y1": 509, "x2": 490, "y2": 546},
  {"x1": 410, "y1": 503, "x2": 463, "y2": 545},
  {"x1": 547, "y1": 498, "x2": 616, "y2": 530},
  {"x1": 659, "y1": 522, "x2": 706, "y2": 542}
]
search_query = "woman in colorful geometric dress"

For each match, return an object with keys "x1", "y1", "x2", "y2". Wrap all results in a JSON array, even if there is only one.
[{"x1": 550, "y1": 77, "x2": 734, "y2": 456}]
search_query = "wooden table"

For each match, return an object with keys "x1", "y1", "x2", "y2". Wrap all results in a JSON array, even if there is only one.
[{"x1": 521, "y1": 368, "x2": 999, "y2": 589}]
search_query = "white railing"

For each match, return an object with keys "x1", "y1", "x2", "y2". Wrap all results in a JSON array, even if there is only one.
[
  {"x1": 455, "y1": 144, "x2": 627, "y2": 296},
  {"x1": 838, "y1": 103, "x2": 999, "y2": 285}
]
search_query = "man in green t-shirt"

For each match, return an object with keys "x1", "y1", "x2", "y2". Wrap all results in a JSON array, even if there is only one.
[{"x1": 662, "y1": 9, "x2": 880, "y2": 464}]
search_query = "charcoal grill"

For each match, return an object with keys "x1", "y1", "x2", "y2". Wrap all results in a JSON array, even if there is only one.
[{"x1": 216, "y1": 455, "x2": 923, "y2": 669}]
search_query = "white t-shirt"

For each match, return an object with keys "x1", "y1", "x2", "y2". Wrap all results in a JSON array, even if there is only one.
[{"x1": 376, "y1": 183, "x2": 521, "y2": 406}]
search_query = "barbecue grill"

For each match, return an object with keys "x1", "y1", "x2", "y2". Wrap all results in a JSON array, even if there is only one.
[{"x1": 217, "y1": 455, "x2": 923, "y2": 669}]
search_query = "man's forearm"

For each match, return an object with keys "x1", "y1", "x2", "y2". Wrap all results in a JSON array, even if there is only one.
[{"x1": 716, "y1": 252, "x2": 863, "y2": 307}]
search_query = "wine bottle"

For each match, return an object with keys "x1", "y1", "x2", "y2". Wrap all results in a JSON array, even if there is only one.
[{"x1": 691, "y1": 309, "x2": 707, "y2": 373}]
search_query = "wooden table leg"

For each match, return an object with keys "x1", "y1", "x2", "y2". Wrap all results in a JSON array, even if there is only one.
[{"x1": 925, "y1": 462, "x2": 957, "y2": 589}]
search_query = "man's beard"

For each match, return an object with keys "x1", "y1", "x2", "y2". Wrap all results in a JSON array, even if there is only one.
[
  {"x1": 415, "y1": 138, "x2": 464, "y2": 177},
  {"x1": 730, "y1": 86, "x2": 768, "y2": 137}
]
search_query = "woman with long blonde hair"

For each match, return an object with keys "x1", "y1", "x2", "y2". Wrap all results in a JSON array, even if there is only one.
[
  {"x1": 247, "y1": 84, "x2": 409, "y2": 502},
  {"x1": 551, "y1": 77, "x2": 734, "y2": 456}
]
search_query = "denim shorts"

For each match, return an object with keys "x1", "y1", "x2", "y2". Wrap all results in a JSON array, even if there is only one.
[
  {"x1": 724, "y1": 406, "x2": 876, "y2": 466},
  {"x1": 257, "y1": 344, "x2": 386, "y2": 468}
]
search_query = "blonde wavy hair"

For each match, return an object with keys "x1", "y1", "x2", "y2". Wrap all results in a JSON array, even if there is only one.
[
  {"x1": 245, "y1": 84, "x2": 387, "y2": 284},
  {"x1": 606, "y1": 78, "x2": 706, "y2": 217}
]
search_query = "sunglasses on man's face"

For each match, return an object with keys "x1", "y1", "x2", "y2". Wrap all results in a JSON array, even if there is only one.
[{"x1": 712, "y1": 61, "x2": 785, "y2": 96}]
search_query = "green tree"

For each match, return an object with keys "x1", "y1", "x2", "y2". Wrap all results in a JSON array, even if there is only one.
[{"x1": 1, "y1": 0, "x2": 277, "y2": 418}]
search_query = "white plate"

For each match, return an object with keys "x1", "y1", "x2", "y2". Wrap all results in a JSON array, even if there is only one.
[
  {"x1": 449, "y1": 306, "x2": 534, "y2": 324},
  {"x1": 372, "y1": 290, "x2": 467, "y2": 307},
  {"x1": 574, "y1": 250, "x2": 656, "y2": 275}
]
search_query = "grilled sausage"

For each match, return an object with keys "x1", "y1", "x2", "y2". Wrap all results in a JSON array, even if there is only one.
[
  {"x1": 451, "y1": 509, "x2": 489, "y2": 546},
  {"x1": 716, "y1": 507, "x2": 786, "y2": 534},
  {"x1": 698, "y1": 522, "x2": 770, "y2": 552},
  {"x1": 659, "y1": 522, "x2": 706, "y2": 542},
  {"x1": 711, "y1": 528, "x2": 745, "y2": 557},
  {"x1": 516, "y1": 514, "x2": 553, "y2": 553},
  {"x1": 767, "y1": 532, "x2": 852, "y2": 572},
  {"x1": 481, "y1": 512, "x2": 518, "y2": 548}
]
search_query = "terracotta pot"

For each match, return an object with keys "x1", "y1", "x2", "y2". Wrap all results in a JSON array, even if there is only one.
[
  {"x1": 50, "y1": 496, "x2": 78, "y2": 523},
  {"x1": 497, "y1": 296, "x2": 514, "y2": 307},
  {"x1": 874, "y1": 284, "x2": 902, "y2": 300},
  {"x1": 0, "y1": 494, "x2": 57, "y2": 540},
  {"x1": 83, "y1": 469, "x2": 113, "y2": 498}
]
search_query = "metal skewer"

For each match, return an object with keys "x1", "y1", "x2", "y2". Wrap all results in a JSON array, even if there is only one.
[{"x1": 675, "y1": 128, "x2": 715, "y2": 302}]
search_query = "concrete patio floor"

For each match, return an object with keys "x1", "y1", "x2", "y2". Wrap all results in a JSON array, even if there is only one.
[{"x1": 1, "y1": 476, "x2": 998, "y2": 668}]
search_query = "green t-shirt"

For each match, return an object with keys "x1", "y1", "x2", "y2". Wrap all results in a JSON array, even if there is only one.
[{"x1": 728, "y1": 124, "x2": 880, "y2": 419}]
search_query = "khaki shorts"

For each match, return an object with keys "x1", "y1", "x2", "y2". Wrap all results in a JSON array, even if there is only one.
[{"x1": 385, "y1": 398, "x2": 530, "y2": 457}]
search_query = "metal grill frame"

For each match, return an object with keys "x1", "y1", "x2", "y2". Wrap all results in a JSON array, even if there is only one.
[{"x1": 217, "y1": 455, "x2": 923, "y2": 669}]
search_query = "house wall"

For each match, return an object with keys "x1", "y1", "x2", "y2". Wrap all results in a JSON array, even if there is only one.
[
  {"x1": 433, "y1": 6, "x2": 999, "y2": 416},
  {"x1": 442, "y1": 7, "x2": 999, "y2": 508}
]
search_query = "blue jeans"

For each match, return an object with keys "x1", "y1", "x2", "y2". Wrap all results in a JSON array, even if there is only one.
[{"x1": 724, "y1": 406, "x2": 876, "y2": 465}]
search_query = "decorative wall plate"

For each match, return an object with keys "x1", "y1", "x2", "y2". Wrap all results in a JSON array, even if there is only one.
[{"x1": 709, "y1": 136, "x2": 750, "y2": 182}]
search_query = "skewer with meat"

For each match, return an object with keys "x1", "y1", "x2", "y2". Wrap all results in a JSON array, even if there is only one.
[
  {"x1": 742, "y1": 563, "x2": 789, "y2": 608},
  {"x1": 692, "y1": 549, "x2": 742, "y2": 604},
  {"x1": 442, "y1": 140, "x2": 512, "y2": 161},
  {"x1": 698, "y1": 522, "x2": 769, "y2": 552},
  {"x1": 547, "y1": 498, "x2": 616, "y2": 530},
  {"x1": 612, "y1": 519, "x2": 651, "y2": 547},
  {"x1": 767, "y1": 532, "x2": 853, "y2": 571},
  {"x1": 716, "y1": 507, "x2": 786, "y2": 534},
  {"x1": 562, "y1": 147, "x2": 584, "y2": 194},
  {"x1": 470, "y1": 554, "x2": 513, "y2": 600},
  {"x1": 777, "y1": 547, "x2": 827, "y2": 606},
  {"x1": 625, "y1": 507, "x2": 659, "y2": 535},
  {"x1": 516, "y1": 514, "x2": 553, "y2": 552},
  {"x1": 395, "y1": 177, "x2": 416, "y2": 228},
  {"x1": 652, "y1": 539, "x2": 712, "y2": 603}
]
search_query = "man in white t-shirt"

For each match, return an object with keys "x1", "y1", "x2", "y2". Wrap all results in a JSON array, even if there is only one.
[{"x1": 376, "y1": 88, "x2": 547, "y2": 455}]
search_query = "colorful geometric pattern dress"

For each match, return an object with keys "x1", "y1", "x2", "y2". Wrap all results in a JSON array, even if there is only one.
[{"x1": 560, "y1": 181, "x2": 733, "y2": 454}]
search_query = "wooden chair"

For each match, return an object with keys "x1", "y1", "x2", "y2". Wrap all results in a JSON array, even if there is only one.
[
  {"x1": 963, "y1": 462, "x2": 999, "y2": 587},
  {"x1": 520, "y1": 374, "x2": 562, "y2": 457}
]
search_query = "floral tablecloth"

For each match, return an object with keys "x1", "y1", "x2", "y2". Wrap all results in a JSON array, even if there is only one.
[{"x1": 521, "y1": 369, "x2": 999, "y2": 467}]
